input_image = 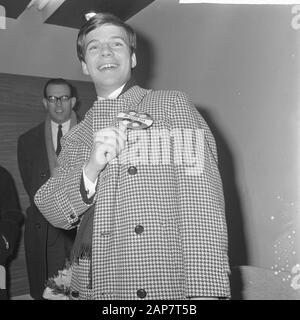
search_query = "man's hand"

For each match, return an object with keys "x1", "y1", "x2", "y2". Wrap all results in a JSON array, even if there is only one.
[{"x1": 85, "y1": 124, "x2": 127, "y2": 182}]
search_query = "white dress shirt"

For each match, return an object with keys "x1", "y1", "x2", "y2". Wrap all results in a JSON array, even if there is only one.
[{"x1": 51, "y1": 119, "x2": 71, "y2": 151}]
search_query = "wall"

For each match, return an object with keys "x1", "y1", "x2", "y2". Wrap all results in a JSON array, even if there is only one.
[
  {"x1": 0, "y1": 7, "x2": 90, "y2": 82},
  {"x1": 129, "y1": 0, "x2": 300, "y2": 278}
]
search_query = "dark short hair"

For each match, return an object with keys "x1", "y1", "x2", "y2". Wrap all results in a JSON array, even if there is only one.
[
  {"x1": 43, "y1": 78, "x2": 74, "y2": 98},
  {"x1": 77, "y1": 12, "x2": 137, "y2": 62}
]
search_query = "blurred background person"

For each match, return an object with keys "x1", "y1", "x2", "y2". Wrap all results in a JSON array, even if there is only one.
[
  {"x1": 17, "y1": 78, "x2": 79, "y2": 299},
  {"x1": 0, "y1": 165, "x2": 23, "y2": 300}
]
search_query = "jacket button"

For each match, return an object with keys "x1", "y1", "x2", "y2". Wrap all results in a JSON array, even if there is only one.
[
  {"x1": 135, "y1": 225, "x2": 144, "y2": 235},
  {"x1": 71, "y1": 220, "x2": 80, "y2": 227},
  {"x1": 128, "y1": 166, "x2": 137, "y2": 175},
  {"x1": 40, "y1": 172, "x2": 46, "y2": 178},
  {"x1": 137, "y1": 289, "x2": 147, "y2": 299},
  {"x1": 35, "y1": 223, "x2": 41, "y2": 228},
  {"x1": 71, "y1": 290, "x2": 79, "y2": 298},
  {"x1": 70, "y1": 214, "x2": 76, "y2": 219}
]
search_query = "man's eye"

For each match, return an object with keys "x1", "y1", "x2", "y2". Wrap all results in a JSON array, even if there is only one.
[
  {"x1": 47, "y1": 97, "x2": 56, "y2": 103},
  {"x1": 61, "y1": 96, "x2": 70, "y2": 102},
  {"x1": 88, "y1": 45, "x2": 98, "y2": 51},
  {"x1": 111, "y1": 42, "x2": 123, "y2": 47}
]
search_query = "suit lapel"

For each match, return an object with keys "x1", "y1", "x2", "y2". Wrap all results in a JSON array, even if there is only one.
[
  {"x1": 72, "y1": 85, "x2": 150, "y2": 148},
  {"x1": 39, "y1": 123, "x2": 50, "y2": 177}
]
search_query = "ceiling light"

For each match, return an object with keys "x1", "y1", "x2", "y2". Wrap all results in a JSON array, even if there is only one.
[
  {"x1": 27, "y1": 0, "x2": 52, "y2": 11},
  {"x1": 84, "y1": 11, "x2": 97, "y2": 21}
]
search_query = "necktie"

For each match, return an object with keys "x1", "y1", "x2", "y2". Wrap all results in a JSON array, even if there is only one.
[{"x1": 56, "y1": 124, "x2": 62, "y2": 156}]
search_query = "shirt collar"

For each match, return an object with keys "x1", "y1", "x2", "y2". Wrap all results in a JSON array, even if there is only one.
[
  {"x1": 51, "y1": 119, "x2": 71, "y2": 131},
  {"x1": 97, "y1": 84, "x2": 126, "y2": 101}
]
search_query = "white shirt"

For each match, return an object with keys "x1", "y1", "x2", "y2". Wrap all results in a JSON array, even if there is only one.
[
  {"x1": 97, "y1": 84, "x2": 125, "y2": 101},
  {"x1": 51, "y1": 120, "x2": 71, "y2": 151},
  {"x1": 83, "y1": 84, "x2": 126, "y2": 198}
]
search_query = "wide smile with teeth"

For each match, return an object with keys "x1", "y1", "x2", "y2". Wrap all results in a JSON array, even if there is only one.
[{"x1": 98, "y1": 63, "x2": 118, "y2": 71}]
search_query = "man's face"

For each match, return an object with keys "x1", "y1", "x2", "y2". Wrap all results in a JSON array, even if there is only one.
[
  {"x1": 43, "y1": 84, "x2": 76, "y2": 124},
  {"x1": 81, "y1": 24, "x2": 137, "y2": 97}
]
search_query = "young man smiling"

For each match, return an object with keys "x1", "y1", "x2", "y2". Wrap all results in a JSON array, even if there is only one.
[
  {"x1": 81, "y1": 23, "x2": 137, "y2": 98},
  {"x1": 35, "y1": 13, "x2": 230, "y2": 300}
]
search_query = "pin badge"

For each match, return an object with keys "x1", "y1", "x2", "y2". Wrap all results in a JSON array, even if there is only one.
[{"x1": 117, "y1": 110, "x2": 153, "y2": 130}]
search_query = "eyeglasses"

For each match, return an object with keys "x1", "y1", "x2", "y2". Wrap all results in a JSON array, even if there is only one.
[{"x1": 46, "y1": 96, "x2": 70, "y2": 104}]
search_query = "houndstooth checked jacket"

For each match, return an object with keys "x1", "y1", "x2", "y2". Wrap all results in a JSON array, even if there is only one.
[{"x1": 34, "y1": 85, "x2": 231, "y2": 300}]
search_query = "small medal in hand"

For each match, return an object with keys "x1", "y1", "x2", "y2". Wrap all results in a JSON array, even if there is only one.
[{"x1": 116, "y1": 110, "x2": 153, "y2": 130}]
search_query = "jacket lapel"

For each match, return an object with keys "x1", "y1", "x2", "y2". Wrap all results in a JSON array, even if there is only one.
[{"x1": 73, "y1": 85, "x2": 150, "y2": 148}]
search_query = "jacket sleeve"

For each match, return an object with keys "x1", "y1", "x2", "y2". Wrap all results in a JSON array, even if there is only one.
[
  {"x1": 0, "y1": 168, "x2": 23, "y2": 265},
  {"x1": 34, "y1": 136, "x2": 94, "y2": 230},
  {"x1": 171, "y1": 91, "x2": 231, "y2": 298}
]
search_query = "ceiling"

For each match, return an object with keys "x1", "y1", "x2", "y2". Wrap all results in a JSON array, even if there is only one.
[
  {"x1": 1, "y1": 0, "x2": 30, "y2": 19},
  {"x1": 1, "y1": 0, "x2": 157, "y2": 29}
]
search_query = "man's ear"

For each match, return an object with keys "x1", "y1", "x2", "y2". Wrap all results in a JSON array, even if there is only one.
[
  {"x1": 71, "y1": 97, "x2": 77, "y2": 109},
  {"x1": 131, "y1": 53, "x2": 137, "y2": 69},
  {"x1": 81, "y1": 61, "x2": 89, "y2": 75},
  {"x1": 42, "y1": 98, "x2": 48, "y2": 111}
]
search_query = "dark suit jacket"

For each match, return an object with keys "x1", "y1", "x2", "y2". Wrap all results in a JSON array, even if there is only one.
[
  {"x1": 0, "y1": 166, "x2": 23, "y2": 300},
  {"x1": 0, "y1": 166, "x2": 23, "y2": 266},
  {"x1": 17, "y1": 122, "x2": 76, "y2": 299}
]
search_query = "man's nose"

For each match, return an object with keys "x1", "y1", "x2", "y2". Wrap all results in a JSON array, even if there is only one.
[
  {"x1": 56, "y1": 98, "x2": 62, "y2": 106},
  {"x1": 100, "y1": 43, "x2": 113, "y2": 56}
]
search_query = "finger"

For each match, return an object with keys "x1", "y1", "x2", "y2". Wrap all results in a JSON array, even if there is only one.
[
  {"x1": 118, "y1": 121, "x2": 127, "y2": 134},
  {"x1": 102, "y1": 145, "x2": 118, "y2": 162},
  {"x1": 96, "y1": 138, "x2": 125, "y2": 155},
  {"x1": 95, "y1": 143, "x2": 116, "y2": 163},
  {"x1": 116, "y1": 125, "x2": 127, "y2": 143},
  {"x1": 105, "y1": 138, "x2": 126, "y2": 155},
  {"x1": 94, "y1": 127, "x2": 127, "y2": 142}
]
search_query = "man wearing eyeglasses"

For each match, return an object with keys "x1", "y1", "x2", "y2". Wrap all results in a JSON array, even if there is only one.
[{"x1": 17, "y1": 78, "x2": 79, "y2": 299}]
